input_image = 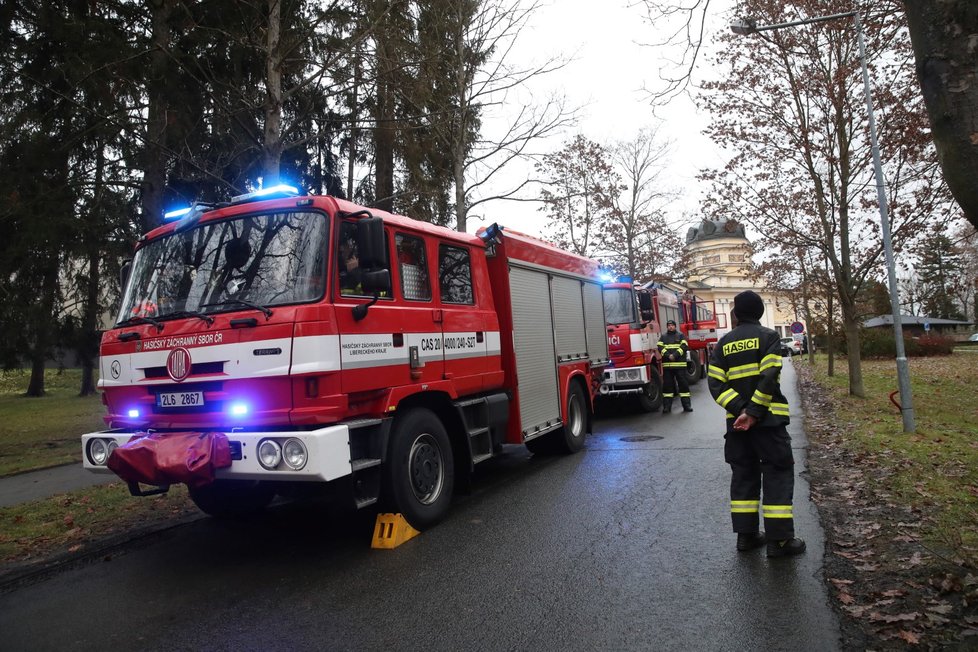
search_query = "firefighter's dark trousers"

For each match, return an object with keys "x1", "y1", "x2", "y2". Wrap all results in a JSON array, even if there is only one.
[
  {"x1": 662, "y1": 365, "x2": 691, "y2": 410},
  {"x1": 724, "y1": 424, "x2": 795, "y2": 541}
]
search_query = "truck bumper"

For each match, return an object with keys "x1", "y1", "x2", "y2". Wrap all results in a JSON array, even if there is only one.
[
  {"x1": 599, "y1": 365, "x2": 649, "y2": 395},
  {"x1": 81, "y1": 425, "x2": 354, "y2": 483}
]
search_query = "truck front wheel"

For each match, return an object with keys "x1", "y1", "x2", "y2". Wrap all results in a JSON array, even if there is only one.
[
  {"x1": 685, "y1": 356, "x2": 702, "y2": 385},
  {"x1": 385, "y1": 408, "x2": 454, "y2": 530},
  {"x1": 188, "y1": 479, "x2": 275, "y2": 518},
  {"x1": 637, "y1": 370, "x2": 663, "y2": 412}
]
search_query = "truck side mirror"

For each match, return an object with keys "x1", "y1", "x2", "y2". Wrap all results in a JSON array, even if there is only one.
[
  {"x1": 357, "y1": 217, "x2": 386, "y2": 269},
  {"x1": 361, "y1": 269, "x2": 391, "y2": 294},
  {"x1": 119, "y1": 260, "x2": 132, "y2": 289}
]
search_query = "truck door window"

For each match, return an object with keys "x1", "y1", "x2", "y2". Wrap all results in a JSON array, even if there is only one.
[
  {"x1": 337, "y1": 220, "x2": 391, "y2": 297},
  {"x1": 438, "y1": 245, "x2": 474, "y2": 305},
  {"x1": 395, "y1": 233, "x2": 431, "y2": 301}
]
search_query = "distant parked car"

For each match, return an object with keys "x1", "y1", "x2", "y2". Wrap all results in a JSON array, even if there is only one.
[
  {"x1": 969, "y1": 332, "x2": 978, "y2": 342},
  {"x1": 781, "y1": 337, "x2": 802, "y2": 356}
]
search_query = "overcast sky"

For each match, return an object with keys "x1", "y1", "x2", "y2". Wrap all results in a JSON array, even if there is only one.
[{"x1": 471, "y1": 0, "x2": 735, "y2": 239}]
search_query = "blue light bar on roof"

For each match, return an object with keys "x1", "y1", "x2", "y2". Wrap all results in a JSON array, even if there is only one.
[
  {"x1": 163, "y1": 207, "x2": 193, "y2": 221},
  {"x1": 231, "y1": 184, "x2": 300, "y2": 204}
]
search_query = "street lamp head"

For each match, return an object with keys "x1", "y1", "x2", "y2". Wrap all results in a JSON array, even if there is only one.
[{"x1": 730, "y1": 17, "x2": 757, "y2": 36}]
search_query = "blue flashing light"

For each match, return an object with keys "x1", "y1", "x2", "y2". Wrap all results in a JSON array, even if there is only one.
[
  {"x1": 231, "y1": 184, "x2": 300, "y2": 204},
  {"x1": 230, "y1": 402, "x2": 249, "y2": 416},
  {"x1": 127, "y1": 409, "x2": 140, "y2": 418},
  {"x1": 599, "y1": 271, "x2": 615, "y2": 283},
  {"x1": 618, "y1": 275, "x2": 633, "y2": 284},
  {"x1": 164, "y1": 207, "x2": 193, "y2": 221}
]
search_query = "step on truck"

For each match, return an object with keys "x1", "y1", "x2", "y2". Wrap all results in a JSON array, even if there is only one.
[{"x1": 81, "y1": 187, "x2": 610, "y2": 529}]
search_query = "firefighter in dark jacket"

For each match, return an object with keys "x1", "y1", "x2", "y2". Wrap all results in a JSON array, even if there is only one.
[
  {"x1": 658, "y1": 319, "x2": 692, "y2": 413},
  {"x1": 708, "y1": 290, "x2": 806, "y2": 557}
]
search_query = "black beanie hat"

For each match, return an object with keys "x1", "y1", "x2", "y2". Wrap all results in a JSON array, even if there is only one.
[
  {"x1": 666, "y1": 319, "x2": 676, "y2": 326},
  {"x1": 733, "y1": 290, "x2": 764, "y2": 321}
]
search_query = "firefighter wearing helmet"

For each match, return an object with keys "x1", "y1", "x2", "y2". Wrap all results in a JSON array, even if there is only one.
[{"x1": 657, "y1": 319, "x2": 692, "y2": 413}]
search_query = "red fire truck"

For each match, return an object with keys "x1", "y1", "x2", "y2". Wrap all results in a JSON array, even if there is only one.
[
  {"x1": 81, "y1": 186, "x2": 609, "y2": 529},
  {"x1": 597, "y1": 280, "x2": 663, "y2": 412},
  {"x1": 677, "y1": 291, "x2": 718, "y2": 383}
]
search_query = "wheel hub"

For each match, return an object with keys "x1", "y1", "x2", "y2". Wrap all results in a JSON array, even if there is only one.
[{"x1": 409, "y1": 434, "x2": 443, "y2": 504}]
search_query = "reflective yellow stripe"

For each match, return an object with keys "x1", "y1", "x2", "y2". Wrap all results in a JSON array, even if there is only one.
[
  {"x1": 679, "y1": 393, "x2": 690, "y2": 397},
  {"x1": 663, "y1": 393, "x2": 674, "y2": 397},
  {"x1": 717, "y1": 388, "x2": 738, "y2": 407},
  {"x1": 760, "y1": 354, "x2": 782, "y2": 371},
  {"x1": 728, "y1": 363, "x2": 760, "y2": 379},
  {"x1": 762, "y1": 505, "x2": 792, "y2": 519},
  {"x1": 663, "y1": 362, "x2": 687, "y2": 368},
  {"x1": 708, "y1": 367, "x2": 727, "y2": 382},
  {"x1": 751, "y1": 390, "x2": 772, "y2": 407},
  {"x1": 726, "y1": 412, "x2": 736, "y2": 419},
  {"x1": 769, "y1": 402, "x2": 789, "y2": 416},
  {"x1": 731, "y1": 500, "x2": 759, "y2": 514}
]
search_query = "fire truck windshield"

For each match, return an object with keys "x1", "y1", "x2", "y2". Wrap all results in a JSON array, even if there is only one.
[
  {"x1": 117, "y1": 210, "x2": 327, "y2": 325},
  {"x1": 603, "y1": 288, "x2": 637, "y2": 325}
]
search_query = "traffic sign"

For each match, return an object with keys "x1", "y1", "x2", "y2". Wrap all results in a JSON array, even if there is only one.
[
  {"x1": 924, "y1": 319, "x2": 931, "y2": 332},
  {"x1": 790, "y1": 321, "x2": 805, "y2": 334}
]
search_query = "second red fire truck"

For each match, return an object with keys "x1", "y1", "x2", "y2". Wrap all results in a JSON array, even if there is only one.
[
  {"x1": 598, "y1": 280, "x2": 718, "y2": 412},
  {"x1": 81, "y1": 187, "x2": 609, "y2": 529}
]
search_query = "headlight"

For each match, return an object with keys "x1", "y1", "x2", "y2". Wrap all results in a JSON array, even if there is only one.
[
  {"x1": 257, "y1": 439, "x2": 282, "y2": 469},
  {"x1": 88, "y1": 438, "x2": 109, "y2": 466},
  {"x1": 282, "y1": 438, "x2": 307, "y2": 471}
]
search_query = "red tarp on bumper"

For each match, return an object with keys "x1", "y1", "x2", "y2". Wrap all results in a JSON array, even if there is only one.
[{"x1": 107, "y1": 432, "x2": 232, "y2": 489}]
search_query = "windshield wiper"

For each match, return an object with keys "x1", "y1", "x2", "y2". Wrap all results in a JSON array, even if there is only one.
[
  {"x1": 159, "y1": 310, "x2": 215, "y2": 325},
  {"x1": 118, "y1": 315, "x2": 164, "y2": 332},
  {"x1": 201, "y1": 299, "x2": 273, "y2": 320}
]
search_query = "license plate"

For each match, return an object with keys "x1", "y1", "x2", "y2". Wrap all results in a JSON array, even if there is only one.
[{"x1": 157, "y1": 391, "x2": 204, "y2": 408}]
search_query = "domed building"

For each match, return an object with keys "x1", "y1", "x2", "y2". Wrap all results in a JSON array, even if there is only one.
[{"x1": 684, "y1": 219, "x2": 801, "y2": 339}]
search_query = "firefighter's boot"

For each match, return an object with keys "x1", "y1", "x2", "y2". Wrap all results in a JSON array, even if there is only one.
[
  {"x1": 662, "y1": 399, "x2": 672, "y2": 414},
  {"x1": 767, "y1": 537, "x2": 806, "y2": 558},
  {"x1": 681, "y1": 397, "x2": 693, "y2": 412},
  {"x1": 736, "y1": 532, "x2": 766, "y2": 552}
]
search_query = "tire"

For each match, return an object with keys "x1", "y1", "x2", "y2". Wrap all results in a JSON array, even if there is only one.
[
  {"x1": 525, "y1": 381, "x2": 589, "y2": 455},
  {"x1": 636, "y1": 369, "x2": 663, "y2": 413},
  {"x1": 555, "y1": 381, "x2": 589, "y2": 454},
  {"x1": 685, "y1": 356, "x2": 701, "y2": 385},
  {"x1": 385, "y1": 408, "x2": 454, "y2": 530},
  {"x1": 189, "y1": 479, "x2": 275, "y2": 518}
]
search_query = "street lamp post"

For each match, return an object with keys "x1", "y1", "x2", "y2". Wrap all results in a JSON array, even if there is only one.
[{"x1": 730, "y1": 11, "x2": 916, "y2": 433}]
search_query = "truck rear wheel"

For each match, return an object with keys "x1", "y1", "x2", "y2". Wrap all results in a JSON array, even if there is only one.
[
  {"x1": 555, "y1": 381, "x2": 588, "y2": 454},
  {"x1": 525, "y1": 381, "x2": 589, "y2": 455},
  {"x1": 189, "y1": 479, "x2": 275, "y2": 518},
  {"x1": 385, "y1": 408, "x2": 454, "y2": 530},
  {"x1": 637, "y1": 370, "x2": 663, "y2": 412},
  {"x1": 685, "y1": 356, "x2": 702, "y2": 385}
]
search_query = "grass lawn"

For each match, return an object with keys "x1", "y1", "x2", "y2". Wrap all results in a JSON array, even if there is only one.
[
  {"x1": 0, "y1": 369, "x2": 106, "y2": 476},
  {"x1": 810, "y1": 352, "x2": 978, "y2": 565}
]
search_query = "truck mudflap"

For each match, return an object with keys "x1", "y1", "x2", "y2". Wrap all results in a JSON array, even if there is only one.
[{"x1": 107, "y1": 431, "x2": 232, "y2": 495}]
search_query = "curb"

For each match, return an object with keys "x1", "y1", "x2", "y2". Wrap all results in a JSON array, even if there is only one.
[{"x1": 0, "y1": 513, "x2": 204, "y2": 595}]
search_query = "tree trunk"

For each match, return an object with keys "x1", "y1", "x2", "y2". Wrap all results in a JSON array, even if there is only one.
[
  {"x1": 347, "y1": 44, "x2": 361, "y2": 200},
  {"x1": 263, "y1": 0, "x2": 284, "y2": 185},
  {"x1": 79, "y1": 144, "x2": 106, "y2": 397},
  {"x1": 26, "y1": 260, "x2": 59, "y2": 397},
  {"x1": 839, "y1": 298, "x2": 865, "y2": 397},
  {"x1": 827, "y1": 276, "x2": 835, "y2": 377},
  {"x1": 140, "y1": 0, "x2": 176, "y2": 234},
  {"x1": 903, "y1": 0, "x2": 978, "y2": 229}
]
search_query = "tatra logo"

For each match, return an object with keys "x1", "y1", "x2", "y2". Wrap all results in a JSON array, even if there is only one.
[
  {"x1": 723, "y1": 337, "x2": 760, "y2": 356},
  {"x1": 110, "y1": 360, "x2": 121, "y2": 379},
  {"x1": 166, "y1": 347, "x2": 192, "y2": 382}
]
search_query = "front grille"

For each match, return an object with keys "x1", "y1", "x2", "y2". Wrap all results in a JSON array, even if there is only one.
[{"x1": 144, "y1": 361, "x2": 225, "y2": 379}]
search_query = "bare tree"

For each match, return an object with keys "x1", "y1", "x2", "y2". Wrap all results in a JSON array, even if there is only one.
[
  {"x1": 636, "y1": 0, "x2": 978, "y2": 232},
  {"x1": 601, "y1": 127, "x2": 682, "y2": 281},
  {"x1": 537, "y1": 135, "x2": 619, "y2": 257},
  {"x1": 698, "y1": 0, "x2": 954, "y2": 397}
]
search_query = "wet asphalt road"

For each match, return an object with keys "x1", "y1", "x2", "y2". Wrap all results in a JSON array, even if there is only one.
[{"x1": 0, "y1": 359, "x2": 841, "y2": 651}]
